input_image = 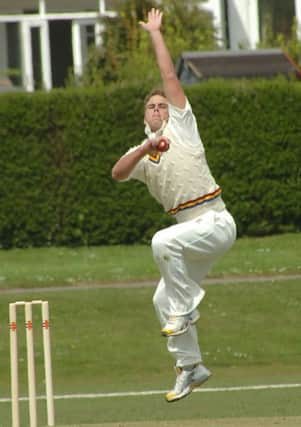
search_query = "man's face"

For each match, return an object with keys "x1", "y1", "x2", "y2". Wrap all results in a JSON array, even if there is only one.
[{"x1": 144, "y1": 95, "x2": 169, "y2": 132}]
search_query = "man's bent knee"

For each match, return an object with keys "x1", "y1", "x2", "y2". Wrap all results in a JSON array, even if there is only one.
[{"x1": 151, "y1": 231, "x2": 168, "y2": 258}]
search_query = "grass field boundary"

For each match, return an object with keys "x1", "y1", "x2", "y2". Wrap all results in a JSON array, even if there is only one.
[
  {"x1": 1, "y1": 273, "x2": 301, "y2": 295},
  {"x1": 1, "y1": 383, "x2": 301, "y2": 403}
]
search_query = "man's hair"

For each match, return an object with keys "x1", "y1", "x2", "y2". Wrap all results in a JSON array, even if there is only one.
[{"x1": 144, "y1": 88, "x2": 166, "y2": 108}]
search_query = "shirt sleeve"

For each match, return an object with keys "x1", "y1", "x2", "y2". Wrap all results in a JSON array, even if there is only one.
[
  {"x1": 119, "y1": 145, "x2": 147, "y2": 183},
  {"x1": 167, "y1": 98, "x2": 203, "y2": 149}
]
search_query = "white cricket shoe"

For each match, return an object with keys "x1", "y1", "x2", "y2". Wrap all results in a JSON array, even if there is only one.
[
  {"x1": 161, "y1": 309, "x2": 200, "y2": 337},
  {"x1": 165, "y1": 364, "x2": 211, "y2": 403},
  {"x1": 161, "y1": 315, "x2": 190, "y2": 337}
]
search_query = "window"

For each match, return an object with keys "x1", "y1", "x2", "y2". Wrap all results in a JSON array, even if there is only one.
[
  {"x1": 259, "y1": 0, "x2": 296, "y2": 41},
  {"x1": 6, "y1": 22, "x2": 22, "y2": 86}
]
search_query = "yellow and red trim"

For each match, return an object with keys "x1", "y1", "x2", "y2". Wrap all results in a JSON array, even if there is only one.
[
  {"x1": 148, "y1": 153, "x2": 161, "y2": 164},
  {"x1": 168, "y1": 187, "x2": 222, "y2": 216}
]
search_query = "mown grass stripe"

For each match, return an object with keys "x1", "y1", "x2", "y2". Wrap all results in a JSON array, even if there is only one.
[{"x1": 1, "y1": 383, "x2": 301, "y2": 403}]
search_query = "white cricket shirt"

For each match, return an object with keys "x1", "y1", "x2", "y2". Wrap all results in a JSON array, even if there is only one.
[{"x1": 125, "y1": 98, "x2": 225, "y2": 223}]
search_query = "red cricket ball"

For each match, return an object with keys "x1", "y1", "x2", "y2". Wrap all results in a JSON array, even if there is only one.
[{"x1": 157, "y1": 138, "x2": 170, "y2": 152}]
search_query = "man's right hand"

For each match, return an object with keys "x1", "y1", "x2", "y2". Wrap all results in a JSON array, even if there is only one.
[
  {"x1": 142, "y1": 136, "x2": 170, "y2": 154},
  {"x1": 112, "y1": 136, "x2": 170, "y2": 181}
]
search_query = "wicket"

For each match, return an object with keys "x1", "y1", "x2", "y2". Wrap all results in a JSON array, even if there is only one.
[{"x1": 9, "y1": 300, "x2": 55, "y2": 427}]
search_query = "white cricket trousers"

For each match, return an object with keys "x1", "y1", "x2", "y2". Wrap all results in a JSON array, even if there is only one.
[{"x1": 151, "y1": 208, "x2": 236, "y2": 367}]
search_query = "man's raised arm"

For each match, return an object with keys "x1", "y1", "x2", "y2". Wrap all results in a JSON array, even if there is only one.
[{"x1": 140, "y1": 8, "x2": 186, "y2": 109}]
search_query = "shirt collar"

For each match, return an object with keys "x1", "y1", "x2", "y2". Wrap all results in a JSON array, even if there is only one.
[{"x1": 144, "y1": 120, "x2": 167, "y2": 139}]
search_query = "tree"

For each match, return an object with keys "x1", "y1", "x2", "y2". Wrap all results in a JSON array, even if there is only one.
[{"x1": 79, "y1": 0, "x2": 218, "y2": 88}]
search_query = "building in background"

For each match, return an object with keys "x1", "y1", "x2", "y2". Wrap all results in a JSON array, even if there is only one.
[
  {"x1": 0, "y1": 0, "x2": 301, "y2": 92},
  {"x1": 176, "y1": 49, "x2": 301, "y2": 84},
  {"x1": 0, "y1": 0, "x2": 117, "y2": 92},
  {"x1": 203, "y1": 0, "x2": 301, "y2": 49}
]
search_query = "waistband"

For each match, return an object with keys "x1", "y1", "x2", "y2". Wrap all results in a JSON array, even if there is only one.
[
  {"x1": 175, "y1": 198, "x2": 225, "y2": 223},
  {"x1": 168, "y1": 188, "x2": 223, "y2": 216}
]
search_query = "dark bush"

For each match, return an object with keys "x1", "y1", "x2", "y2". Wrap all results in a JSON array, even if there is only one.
[{"x1": 0, "y1": 79, "x2": 300, "y2": 247}]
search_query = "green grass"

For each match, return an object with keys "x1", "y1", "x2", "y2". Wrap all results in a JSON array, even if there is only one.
[
  {"x1": 0, "y1": 233, "x2": 301, "y2": 288},
  {"x1": 0, "y1": 279, "x2": 301, "y2": 426},
  {"x1": 1, "y1": 388, "x2": 300, "y2": 427},
  {"x1": 0, "y1": 233, "x2": 301, "y2": 426}
]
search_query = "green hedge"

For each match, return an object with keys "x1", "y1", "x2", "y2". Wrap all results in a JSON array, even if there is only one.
[{"x1": 0, "y1": 79, "x2": 300, "y2": 248}]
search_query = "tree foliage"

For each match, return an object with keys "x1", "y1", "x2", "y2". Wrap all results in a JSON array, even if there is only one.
[
  {"x1": 80, "y1": 0, "x2": 218, "y2": 87},
  {"x1": 1, "y1": 80, "x2": 301, "y2": 247}
]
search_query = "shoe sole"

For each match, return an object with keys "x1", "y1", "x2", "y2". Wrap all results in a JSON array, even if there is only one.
[{"x1": 165, "y1": 372, "x2": 212, "y2": 403}]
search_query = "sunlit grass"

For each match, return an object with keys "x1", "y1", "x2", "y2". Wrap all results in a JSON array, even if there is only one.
[
  {"x1": 0, "y1": 233, "x2": 300, "y2": 288},
  {"x1": 0, "y1": 279, "x2": 300, "y2": 426}
]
